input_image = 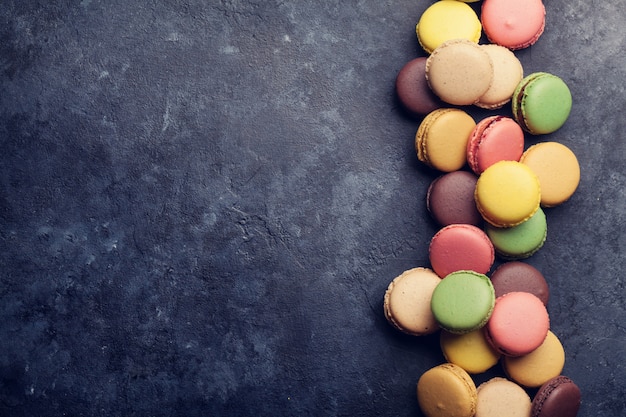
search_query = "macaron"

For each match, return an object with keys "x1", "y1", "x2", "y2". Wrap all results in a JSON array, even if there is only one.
[
  {"x1": 481, "y1": 0, "x2": 546, "y2": 50},
  {"x1": 383, "y1": 267, "x2": 442, "y2": 336},
  {"x1": 485, "y1": 207, "x2": 547, "y2": 260},
  {"x1": 474, "y1": 160, "x2": 541, "y2": 228},
  {"x1": 503, "y1": 330, "x2": 566, "y2": 388},
  {"x1": 416, "y1": 0, "x2": 482, "y2": 54},
  {"x1": 429, "y1": 224, "x2": 495, "y2": 278},
  {"x1": 475, "y1": 44, "x2": 524, "y2": 109},
  {"x1": 440, "y1": 329, "x2": 500, "y2": 374},
  {"x1": 415, "y1": 108, "x2": 476, "y2": 172},
  {"x1": 475, "y1": 377, "x2": 532, "y2": 417},
  {"x1": 512, "y1": 72, "x2": 573, "y2": 135},
  {"x1": 426, "y1": 171, "x2": 482, "y2": 227},
  {"x1": 466, "y1": 116, "x2": 525, "y2": 175},
  {"x1": 521, "y1": 142, "x2": 581, "y2": 207},
  {"x1": 395, "y1": 57, "x2": 444, "y2": 116},
  {"x1": 417, "y1": 363, "x2": 477, "y2": 417},
  {"x1": 431, "y1": 270, "x2": 495, "y2": 334},
  {"x1": 485, "y1": 291, "x2": 550, "y2": 356},
  {"x1": 531, "y1": 375, "x2": 582, "y2": 417},
  {"x1": 425, "y1": 39, "x2": 494, "y2": 106},
  {"x1": 490, "y1": 261, "x2": 550, "y2": 306}
]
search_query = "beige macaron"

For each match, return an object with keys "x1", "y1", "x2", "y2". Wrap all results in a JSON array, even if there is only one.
[
  {"x1": 475, "y1": 377, "x2": 532, "y2": 417},
  {"x1": 476, "y1": 44, "x2": 524, "y2": 109},
  {"x1": 425, "y1": 39, "x2": 494, "y2": 106},
  {"x1": 383, "y1": 267, "x2": 442, "y2": 336}
]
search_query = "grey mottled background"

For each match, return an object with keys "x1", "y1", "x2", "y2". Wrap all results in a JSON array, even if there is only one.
[{"x1": 1, "y1": 0, "x2": 625, "y2": 416}]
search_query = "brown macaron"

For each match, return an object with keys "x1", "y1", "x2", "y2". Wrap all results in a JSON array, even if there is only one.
[
  {"x1": 426, "y1": 170, "x2": 482, "y2": 227},
  {"x1": 490, "y1": 261, "x2": 550, "y2": 306},
  {"x1": 531, "y1": 375, "x2": 582, "y2": 417},
  {"x1": 396, "y1": 57, "x2": 444, "y2": 116}
]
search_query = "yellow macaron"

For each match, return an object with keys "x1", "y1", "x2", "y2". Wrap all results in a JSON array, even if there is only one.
[
  {"x1": 416, "y1": 108, "x2": 476, "y2": 172},
  {"x1": 440, "y1": 329, "x2": 501, "y2": 374},
  {"x1": 475, "y1": 160, "x2": 541, "y2": 227},
  {"x1": 416, "y1": 0, "x2": 482, "y2": 54},
  {"x1": 521, "y1": 141, "x2": 581, "y2": 207},
  {"x1": 503, "y1": 330, "x2": 566, "y2": 388}
]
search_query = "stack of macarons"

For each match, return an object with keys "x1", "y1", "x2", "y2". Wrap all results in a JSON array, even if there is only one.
[{"x1": 386, "y1": 1, "x2": 583, "y2": 416}]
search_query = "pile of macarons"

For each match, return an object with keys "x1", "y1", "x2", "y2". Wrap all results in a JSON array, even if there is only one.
[{"x1": 386, "y1": 1, "x2": 583, "y2": 416}]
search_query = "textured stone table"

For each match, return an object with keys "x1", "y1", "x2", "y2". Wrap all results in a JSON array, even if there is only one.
[{"x1": 1, "y1": 1, "x2": 624, "y2": 416}]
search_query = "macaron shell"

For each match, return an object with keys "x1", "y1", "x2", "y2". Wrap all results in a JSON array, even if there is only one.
[
  {"x1": 416, "y1": 108, "x2": 476, "y2": 172},
  {"x1": 383, "y1": 267, "x2": 442, "y2": 336},
  {"x1": 425, "y1": 39, "x2": 494, "y2": 106},
  {"x1": 431, "y1": 270, "x2": 495, "y2": 334},
  {"x1": 513, "y1": 73, "x2": 573, "y2": 135},
  {"x1": 481, "y1": 0, "x2": 546, "y2": 50},
  {"x1": 476, "y1": 377, "x2": 532, "y2": 417},
  {"x1": 521, "y1": 142, "x2": 581, "y2": 207},
  {"x1": 531, "y1": 375, "x2": 582, "y2": 417},
  {"x1": 490, "y1": 261, "x2": 550, "y2": 305},
  {"x1": 467, "y1": 116, "x2": 525, "y2": 175},
  {"x1": 503, "y1": 330, "x2": 566, "y2": 388},
  {"x1": 416, "y1": 0, "x2": 482, "y2": 54},
  {"x1": 486, "y1": 207, "x2": 547, "y2": 260},
  {"x1": 417, "y1": 363, "x2": 478, "y2": 417},
  {"x1": 395, "y1": 57, "x2": 444, "y2": 116},
  {"x1": 426, "y1": 171, "x2": 482, "y2": 227},
  {"x1": 440, "y1": 329, "x2": 500, "y2": 374},
  {"x1": 429, "y1": 224, "x2": 495, "y2": 277},
  {"x1": 476, "y1": 44, "x2": 524, "y2": 109},
  {"x1": 475, "y1": 161, "x2": 541, "y2": 227},
  {"x1": 485, "y1": 291, "x2": 549, "y2": 356}
]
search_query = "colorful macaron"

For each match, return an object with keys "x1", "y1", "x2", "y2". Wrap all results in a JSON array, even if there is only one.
[
  {"x1": 415, "y1": 108, "x2": 476, "y2": 172},
  {"x1": 503, "y1": 330, "x2": 566, "y2": 388},
  {"x1": 416, "y1": 0, "x2": 482, "y2": 54},
  {"x1": 425, "y1": 39, "x2": 494, "y2": 106},
  {"x1": 512, "y1": 72, "x2": 573, "y2": 135},
  {"x1": 474, "y1": 161, "x2": 541, "y2": 228},
  {"x1": 485, "y1": 291, "x2": 550, "y2": 356},
  {"x1": 426, "y1": 171, "x2": 482, "y2": 227},
  {"x1": 521, "y1": 142, "x2": 581, "y2": 207},
  {"x1": 481, "y1": 0, "x2": 546, "y2": 50},
  {"x1": 429, "y1": 224, "x2": 495, "y2": 278},
  {"x1": 466, "y1": 116, "x2": 525, "y2": 175},
  {"x1": 476, "y1": 44, "x2": 524, "y2": 109},
  {"x1": 431, "y1": 270, "x2": 495, "y2": 334},
  {"x1": 417, "y1": 363, "x2": 478, "y2": 417},
  {"x1": 490, "y1": 261, "x2": 550, "y2": 306},
  {"x1": 476, "y1": 377, "x2": 532, "y2": 417},
  {"x1": 383, "y1": 267, "x2": 442, "y2": 336},
  {"x1": 485, "y1": 207, "x2": 547, "y2": 260},
  {"x1": 440, "y1": 329, "x2": 500, "y2": 374},
  {"x1": 395, "y1": 57, "x2": 443, "y2": 116},
  {"x1": 531, "y1": 375, "x2": 582, "y2": 417}
]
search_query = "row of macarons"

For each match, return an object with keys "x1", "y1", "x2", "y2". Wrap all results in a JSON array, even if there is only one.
[
  {"x1": 400, "y1": 0, "x2": 567, "y2": 120},
  {"x1": 384, "y1": 262, "x2": 580, "y2": 415},
  {"x1": 385, "y1": 0, "x2": 581, "y2": 415},
  {"x1": 417, "y1": 0, "x2": 547, "y2": 55},
  {"x1": 383, "y1": 264, "x2": 580, "y2": 416}
]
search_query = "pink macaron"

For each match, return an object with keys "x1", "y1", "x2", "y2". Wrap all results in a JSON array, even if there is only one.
[
  {"x1": 481, "y1": 0, "x2": 546, "y2": 50},
  {"x1": 485, "y1": 291, "x2": 550, "y2": 356},
  {"x1": 466, "y1": 116, "x2": 525, "y2": 175},
  {"x1": 429, "y1": 224, "x2": 495, "y2": 278}
]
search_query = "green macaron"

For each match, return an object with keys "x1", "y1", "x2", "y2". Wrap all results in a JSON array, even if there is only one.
[
  {"x1": 430, "y1": 270, "x2": 495, "y2": 334},
  {"x1": 486, "y1": 208, "x2": 547, "y2": 260},
  {"x1": 512, "y1": 72, "x2": 572, "y2": 135}
]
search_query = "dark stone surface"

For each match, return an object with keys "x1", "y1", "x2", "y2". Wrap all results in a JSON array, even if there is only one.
[{"x1": 1, "y1": 1, "x2": 624, "y2": 416}]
